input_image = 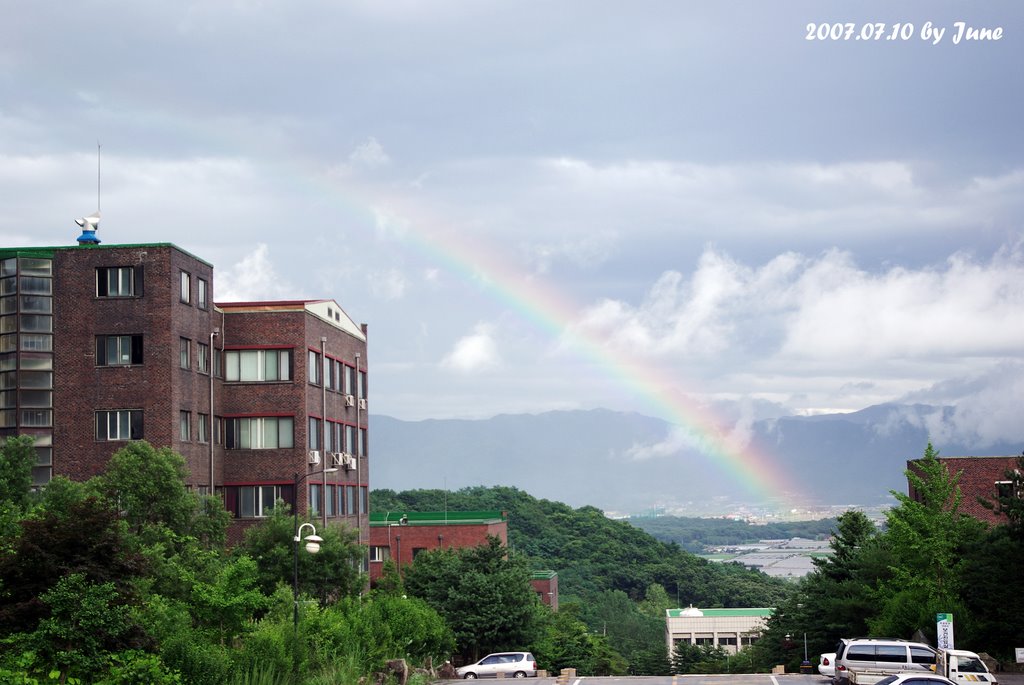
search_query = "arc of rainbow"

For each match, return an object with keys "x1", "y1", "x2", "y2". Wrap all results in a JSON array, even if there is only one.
[{"x1": 352, "y1": 188, "x2": 806, "y2": 505}]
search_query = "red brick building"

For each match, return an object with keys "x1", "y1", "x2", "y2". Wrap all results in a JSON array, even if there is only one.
[
  {"x1": 0, "y1": 240, "x2": 369, "y2": 542},
  {"x1": 367, "y1": 511, "x2": 509, "y2": 582},
  {"x1": 907, "y1": 455, "x2": 1020, "y2": 525}
]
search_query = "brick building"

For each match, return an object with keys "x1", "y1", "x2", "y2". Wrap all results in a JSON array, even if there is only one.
[
  {"x1": 907, "y1": 455, "x2": 1020, "y2": 525},
  {"x1": 367, "y1": 510, "x2": 509, "y2": 582},
  {"x1": 0, "y1": 239, "x2": 369, "y2": 542}
]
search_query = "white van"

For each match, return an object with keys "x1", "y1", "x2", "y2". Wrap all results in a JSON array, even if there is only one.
[{"x1": 835, "y1": 638, "x2": 937, "y2": 685}]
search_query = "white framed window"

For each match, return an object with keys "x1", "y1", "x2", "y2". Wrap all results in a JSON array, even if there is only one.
[
  {"x1": 97, "y1": 266, "x2": 139, "y2": 298},
  {"x1": 96, "y1": 334, "x2": 143, "y2": 366},
  {"x1": 179, "y1": 338, "x2": 190, "y2": 369},
  {"x1": 180, "y1": 270, "x2": 191, "y2": 304},
  {"x1": 179, "y1": 411, "x2": 191, "y2": 441},
  {"x1": 309, "y1": 483, "x2": 322, "y2": 515},
  {"x1": 369, "y1": 546, "x2": 391, "y2": 563},
  {"x1": 197, "y1": 278, "x2": 208, "y2": 309},
  {"x1": 239, "y1": 485, "x2": 283, "y2": 518},
  {"x1": 224, "y1": 349, "x2": 292, "y2": 382},
  {"x1": 198, "y1": 342, "x2": 209, "y2": 374},
  {"x1": 308, "y1": 350, "x2": 321, "y2": 385},
  {"x1": 96, "y1": 409, "x2": 143, "y2": 441},
  {"x1": 308, "y1": 417, "x2": 321, "y2": 450},
  {"x1": 198, "y1": 413, "x2": 209, "y2": 443},
  {"x1": 225, "y1": 416, "x2": 294, "y2": 449}
]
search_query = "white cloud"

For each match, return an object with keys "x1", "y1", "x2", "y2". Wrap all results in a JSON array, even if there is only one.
[
  {"x1": 215, "y1": 244, "x2": 294, "y2": 302},
  {"x1": 440, "y1": 324, "x2": 500, "y2": 373},
  {"x1": 348, "y1": 137, "x2": 391, "y2": 169},
  {"x1": 367, "y1": 268, "x2": 406, "y2": 300}
]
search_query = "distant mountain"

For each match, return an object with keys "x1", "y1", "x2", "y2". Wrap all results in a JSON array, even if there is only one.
[{"x1": 368, "y1": 405, "x2": 1019, "y2": 515}]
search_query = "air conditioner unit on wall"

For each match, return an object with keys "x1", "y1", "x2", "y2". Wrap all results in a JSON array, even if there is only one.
[
  {"x1": 347, "y1": 455, "x2": 358, "y2": 472},
  {"x1": 358, "y1": 398, "x2": 367, "y2": 410},
  {"x1": 330, "y1": 452, "x2": 344, "y2": 467},
  {"x1": 344, "y1": 395, "x2": 355, "y2": 407},
  {"x1": 308, "y1": 450, "x2": 321, "y2": 465}
]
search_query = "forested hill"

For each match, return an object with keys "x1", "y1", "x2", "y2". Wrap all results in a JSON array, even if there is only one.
[
  {"x1": 628, "y1": 516, "x2": 839, "y2": 553},
  {"x1": 371, "y1": 486, "x2": 792, "y2": 608}
]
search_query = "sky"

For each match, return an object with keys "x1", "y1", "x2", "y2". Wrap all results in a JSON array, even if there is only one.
[{"x1": 2, "y1": 1, "x2": 1023, "y2": 456}]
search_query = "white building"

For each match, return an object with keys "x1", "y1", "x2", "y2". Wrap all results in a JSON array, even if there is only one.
[{"x1": 665, "y1": 606, "x2": 773, "y2": 656}]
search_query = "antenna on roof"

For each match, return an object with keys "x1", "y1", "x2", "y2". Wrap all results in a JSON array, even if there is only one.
[{"x1": 75, "y1": 142, "x2": 102, "y2": 244}]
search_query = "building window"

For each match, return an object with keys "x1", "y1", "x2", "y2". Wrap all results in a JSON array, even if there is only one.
[
  {"x1": 96, "y1": 335, "x2": 143, "y2": 366},
  {"x1": 360, "y1": 485, "x2": 368, "y2": 514},
  {"x1": 345, "y1": 485, "x2": 356, "y2": 515},
  {"x1": 198, "y1": 413, "x2": 209, "y2": 443},
  {"x1": 96, "y1": 409, "x2": 143, "y2": 441},
  {"x1": 308, "y1": 417, "x2": 321, "y2": 450},
  {"x1": 238, "y1": 485, "x2": 283, "y2": 518},
  {"x1": 197, "y1": 278, "x2": 208, "y2": 309},
  {"x1": 359, "y1": 370, "x2": 367, "y2": 399},
  {"x1": 198, "y1": 342, "x2": 209, "y2": 374},
  {"x1": 179, "y1": 338, "x2": 190, "y2": 369},
  {"x1": 345, "y1": 425, "x2": 355, "y2": 455},
  {"x1": 325, "y1": 484, "x2": 336, "y2": 516},
  {"x1": 180, "y1": 271, "x2": 191, "y2": 304},
  {"x1": 309, "y1": 484, "x2": 322, "y2": 515},
  {"x1": 179, "y1": 411, "x2": 191, "y2": 441},
  {"x1": 224, "y1": 349, "x2": 292, "y2": 382},
  {"x1": 358, "y1": 427, "x2": 367, "y2": 457},
  {"x1": 308, "y1": 350, "x2": 321, "y2": 385},
  {"x1": 369, "y1": 546, "x2": 391, "y2": 563},
  {"x1": 225, "y1": 416, "x2": 294, "y2": 449},
  {"x1": 97, "y1": 266, "x2": 141, "y2": 297}
]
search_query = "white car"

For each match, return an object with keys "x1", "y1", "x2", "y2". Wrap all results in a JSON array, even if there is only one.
[
  {"x1": 820, "y1": 653, "x2": 837, "y2": 679},
  {"x1": 874, "y1": 674, "x2": 956, "y2": 685},
  {"x1": 456, "y1": 652, "x2": 538, "y2": 679}
]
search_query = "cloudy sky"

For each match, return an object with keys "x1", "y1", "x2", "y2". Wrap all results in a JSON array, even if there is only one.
[{"x1": 3, "y1": 1, "x2": 1023, "y2": 450}]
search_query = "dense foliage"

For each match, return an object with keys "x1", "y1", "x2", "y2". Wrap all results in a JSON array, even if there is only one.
[
  {"x1": 0, "y1": 440, "x2": 451, "y2": 684},
  {"x1": 373, "y1": 485, "x2": 794, "y2": 673},
  {"x1": 748, "y1": 444, "x2": 1024, "y2": 672}
]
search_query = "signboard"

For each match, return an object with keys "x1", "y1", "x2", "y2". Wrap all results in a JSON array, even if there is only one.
[
  {"x1": 937, "y1": 613, "x2": 955, "y2": 650},
  {"x1": 1015, "y1": 647, "x2": 1024, "y2": 664}
]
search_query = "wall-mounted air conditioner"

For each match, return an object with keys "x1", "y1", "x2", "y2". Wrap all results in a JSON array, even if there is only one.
[
  {"x1": 344, "y1": 394, "x2": 355, "y2": 407},
  {"x1": 330, "y1": 452, "x2": 344, "y2": 467},
  {"x1": 358, "y1": 398, "x2": 367, "y2": 410},
  {"x1": 347, "y1": 455, "x2": 358, "y2": 472},
  {"x1": 308, "y1": 450, "x2": 321, "y2": 465}
]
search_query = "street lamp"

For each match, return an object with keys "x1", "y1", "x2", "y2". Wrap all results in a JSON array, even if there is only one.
[{"x1": 292, "y1": 467, "x2": 336, "y2": 677}]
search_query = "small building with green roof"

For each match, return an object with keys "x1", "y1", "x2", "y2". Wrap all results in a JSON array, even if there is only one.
[{"x1": 665, "y1": 606, "x2": 774, "y2": 658}]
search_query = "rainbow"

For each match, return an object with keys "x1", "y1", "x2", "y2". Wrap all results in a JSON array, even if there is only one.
[{"x1": 336, "y1": 185, "x2": 808, "y2": 507}]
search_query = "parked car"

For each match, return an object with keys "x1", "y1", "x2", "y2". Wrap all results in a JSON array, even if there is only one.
[
  {"x1": 835, "y1": 638, "x2": 937, "y2": 685},
  {"x1": 456, "y1": 652, "x2": 538, "y2": 679},
  {"x1": 820, "y1": 653, "x2": 837, "y2": 679},
  {"x1": 873, "y1": 674, "x2": 956, "y2": 685}
]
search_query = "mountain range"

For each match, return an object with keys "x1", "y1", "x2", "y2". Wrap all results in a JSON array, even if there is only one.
[{"x1": 368, "y1": 404, "x2": 1020, "y2": 516}]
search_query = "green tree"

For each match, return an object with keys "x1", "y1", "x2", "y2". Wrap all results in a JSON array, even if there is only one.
[
  {"x1": 403, "y1": 536, "x2": 540, "y2": 661},
  {"x1": 91, "y1": 441, "x2": 194, "y2": 536},
  {"x1": 0, "y1": 436, "x2": 36, "y2": 511},
  {"x1": 0, "y1": 496, "x2": 145, "y2": 635},
  {"x1": 190, "y1": 555, "x2": 269, "y2": 645},
  {"x1": 869, "y1": 443, "x2": 986, "y2": 640},
  {"x1": 22, "y1": 573, "x2": 141, "y2": 683},
  {"x1": 238, "y1": 505, "x2": 364, "y2": 603}
]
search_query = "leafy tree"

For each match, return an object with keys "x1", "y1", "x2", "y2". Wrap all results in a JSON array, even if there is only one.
[
  {"x1": 90, "y1": 441, "x2": 194, "y2": 536},
  {"x1": 402, "y1": 536, "x2": 540, "y2": 661},
  {"x1": 869, "y1": 443, "x2": 986, "y2": 639},
  {"x1": 0, "y1": 436, "x2": 36, "y2": 511},
  {"x1": 0, "y1": 496, "x2": 145, "y2": 635},
  {"x1": 20, "y1": 572, "x2": 141, "y2": 682},
  {"x1": 190, "y1": 555, "x2": 269, "y2": 645},
  {"x1": 672, "y1": 641, "x2": 728, "y2": 674},
  {"x1": 532, "y1": 601, "x2": 628, "y2": 676},
  {"x1": 238, "y1": 505, "x2": 364, "y2": 603}
]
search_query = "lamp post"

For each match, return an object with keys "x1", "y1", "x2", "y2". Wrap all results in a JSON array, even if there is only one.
[{"x1": 292, "y1": 467, "x2": 335, "y2": 677}]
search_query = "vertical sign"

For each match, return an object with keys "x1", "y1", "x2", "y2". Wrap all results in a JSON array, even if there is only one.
[{"x1": 937, "y1": 613, "x2": 955, "y2": 650}]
